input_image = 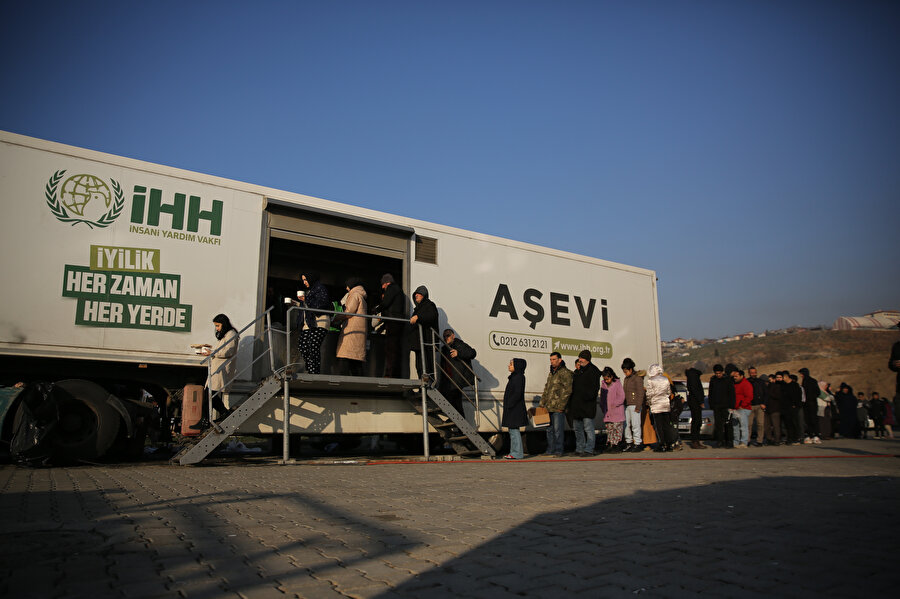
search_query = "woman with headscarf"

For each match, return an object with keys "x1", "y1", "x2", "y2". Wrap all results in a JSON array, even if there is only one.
[
  {"x1": 298, "y1": 271, "x2": 331, "y2": 375},
  {"x1": 817, "y1": 381, "x2": 835, "y2": 440},
  {"x1": 501, "y1": 358, "x2": 528, "y2": 459},
  {"x1": 834, "y1": 382, "x2": 859, "y2": 439},
  {"x1": 191, "y1": 314, "x2": 239, "y2": 430},
  {"x1": 334, "y1": 277, "x2": 368, "y2": 376},
  {"x1": 601, "y1": 367, "x2": 626, "y2": 452}
]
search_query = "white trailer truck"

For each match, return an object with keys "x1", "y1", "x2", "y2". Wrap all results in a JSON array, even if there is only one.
[{"x1": 0, "y1": 130, "x2": 661, "y2": 462}]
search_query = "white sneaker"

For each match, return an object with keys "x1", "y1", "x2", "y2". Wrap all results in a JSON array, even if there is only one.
[
  {"x1": 803, "y1": 437, "x2": 813, "y2": 444},
  {"x1": 813, "y1": 436, "x2": 821, "y2": 444}
]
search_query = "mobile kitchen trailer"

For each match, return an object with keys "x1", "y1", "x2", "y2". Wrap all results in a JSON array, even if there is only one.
[{"x1": 0, "y1": 130, "x2": 661, "y2": 462}]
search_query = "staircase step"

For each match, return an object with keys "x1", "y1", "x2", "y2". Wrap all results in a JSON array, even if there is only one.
[{"x1": 448, "y1": 435, "x2": 470, "y2": 443}]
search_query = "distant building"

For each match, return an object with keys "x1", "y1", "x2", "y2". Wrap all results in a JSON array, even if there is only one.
[{"x1": 832, "y1": 310, "x2": 900, "y2": 331}]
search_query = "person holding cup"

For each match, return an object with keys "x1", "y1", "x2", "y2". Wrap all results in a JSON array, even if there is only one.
[{"x1": 297, "y1": 271, "x2": 331, "y2": 374}]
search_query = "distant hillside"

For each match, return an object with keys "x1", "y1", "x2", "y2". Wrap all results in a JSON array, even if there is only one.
[{"x1": 662, "y1": 330, "x2": 898, "y2": 396}]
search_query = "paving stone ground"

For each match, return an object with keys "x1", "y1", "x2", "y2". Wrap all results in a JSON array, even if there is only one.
[{"x1": 1, "y1": 438, "x2": 899, "y2": 598}]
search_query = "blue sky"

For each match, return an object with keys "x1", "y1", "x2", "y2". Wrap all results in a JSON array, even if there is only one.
[{"x1": 2, "y1": 1, "x2": 898, "y2": 340}]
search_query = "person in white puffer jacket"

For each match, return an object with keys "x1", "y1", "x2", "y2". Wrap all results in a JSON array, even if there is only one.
[{"x1": 644, "y1": 364, "x2": 677, "y2": 452}]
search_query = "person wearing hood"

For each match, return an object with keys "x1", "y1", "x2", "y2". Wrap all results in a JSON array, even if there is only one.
[
  {"x1": 684, "y1": 366, "x2": 708, "y2": 449},
  {"x1": 297, "y1": 271, "x2": 331, "y2": 375},
  {"x1": 334, "y1": 278, "x2": 368, "y2": 376},
  {"x1": 834, "y1": 382, "x2": 859, "y2": 438},
  {"x1": 407, "y1": 285, "x2": 439, "y2": 380},
  {"x1": 644, "y1": 363, "x2": 676, "y2": 452},
  {"x1": 799, "y1": 367, "x2": 821, "y2": 444},
  {"x1": 502, "y1": 358, "x2": 528, "y2": 459},
  {"x1": 602, "y1": 367, "x2": 626, "y2": 452},
  {"x1": 568, "y1": 350, "x2": 602, "y2": 456},
  {"x1": 539, "y1": 352, "x2": 573, "y2": 457}
]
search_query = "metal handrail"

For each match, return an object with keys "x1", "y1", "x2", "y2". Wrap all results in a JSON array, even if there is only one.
[{"x1": 432, "y1": 329, "x2": 493, "y2": 431}]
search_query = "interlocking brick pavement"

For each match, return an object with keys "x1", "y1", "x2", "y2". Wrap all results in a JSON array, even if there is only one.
[{"x1": 0, "y1": 439, "x2": 898, "y2": 598}]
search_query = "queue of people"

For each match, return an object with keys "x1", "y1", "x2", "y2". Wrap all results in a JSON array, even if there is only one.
[{"x1": 501, "y1": 352, "x2": 899, "y2": 458}]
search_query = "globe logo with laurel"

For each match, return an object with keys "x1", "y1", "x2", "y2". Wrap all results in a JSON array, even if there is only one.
[{"x1": 45, "y1": 170, "x2": 125, "y2": 228}]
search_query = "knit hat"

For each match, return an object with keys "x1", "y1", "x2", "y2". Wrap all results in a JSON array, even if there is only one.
[{"x1": 381, "y1": 273, "x2": 395, "y2": 285}]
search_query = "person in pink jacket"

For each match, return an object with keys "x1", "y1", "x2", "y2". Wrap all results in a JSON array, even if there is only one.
[
  {"x1": 601, "y1": 367, "x2": 626, "y2": 452},
  {"x1": 732, "y1": 369, "x2": 754, "y2": 447}
]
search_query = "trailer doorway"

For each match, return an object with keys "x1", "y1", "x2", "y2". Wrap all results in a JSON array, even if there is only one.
[{"x1": 262, "y1": 201, "x2": 413, "y2": 377}]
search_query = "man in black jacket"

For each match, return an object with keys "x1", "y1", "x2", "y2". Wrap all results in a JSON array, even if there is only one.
[
  {"x1": 708, "y1": 364, "x2": 735, "y2": 448},
  {"x1": 569, "y1": 350, "x2": 602, "y2": 456},
  {"x1": 684, "y1": 366, "x2": 708, "y2": 449},
  {"x1": 408, "y1": 285, "x2": 439, "y2": 380},
  {"x1": 799, "y1": 367, "x2": 821, "y2": 444},
  {"x1": 439, "y1": 329, "x2": 476, "y2": 414},
  {"x1": 766, "y1": 373, "x2": 784, "y2": 445},
  {"x1": 373, "y1": 274, "x2": 406, "y2": 378},
  {"x1": 783, "y1": 371, "x2": 804, "y2": 444}
]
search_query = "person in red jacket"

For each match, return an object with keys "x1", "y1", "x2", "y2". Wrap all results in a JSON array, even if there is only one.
[{"x1": 731, "y1": 369, "x2": 754, "y2": 448}]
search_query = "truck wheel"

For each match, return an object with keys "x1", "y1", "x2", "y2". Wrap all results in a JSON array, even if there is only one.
[{"x1": 53, "y1": 380, "x2": 121, "y2": 461}]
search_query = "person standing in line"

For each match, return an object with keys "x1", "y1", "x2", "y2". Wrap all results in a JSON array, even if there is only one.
[
  {"x1": 747, "y1": 366, "x2": 767, "y2": 447},
  {"x1": 621, "y1": 357, "x2": 645, "y2": 452},
  {"x1": 878, "y1": 391, "x2": 896, "y2": 439},
  {"x1": 684, "y1": 366, "x2": 708, "y2": 449},
  {"x1": 834, "y1": 383, "x2": 859, "y2": 438},
  {"x1": 731, "y1": 369, "x2": 753, "y2": 448},
  {"x1": 297, "y1": 271, "x2": 331, "y2": 375},
  {"x1": 869, "y1": 391, "x2": 887, "y2": 439},
  {"x1": 817, "y1": 381, "x2": 835, "y2": 440},
  {"x1": 856, "y1": 391, "x2": 870, "y2": 439},
  {"x1": 539, "y1": 352, "x2": 573, "y2": 457},
  {"x1": 783, "y1": 372, "x2": 803, "y2": 445},
  {"x1": 373, "y1": 274, "x2": 406, "y2": 378},
  {"x1": 644, "y1": 364, "x2": 677, "y2": 452},
  {"x1": 568, "y1": 350, "x2": 601, "y2": 457},
  {"x1": 799, "y1": 367, "x2": 821, "y2": 444},
  {"x1": 334, "y1": 278, "x2": 368, "y2": 376},
  {"x1": 602, "y1": 367, "x2": 626, "y2": 452},
  {"x1": 407, "y1": 286, "x2": 439, "y2": 380},
  {"x1": 501, "y1": 358, "x2": 528, "y2": 460},
  {"x1": 709, "y1": 364, "x2": 735, "y2": 448},
  {"x1": 765, "y1": 373, "x2": 784, "y2": 445}
]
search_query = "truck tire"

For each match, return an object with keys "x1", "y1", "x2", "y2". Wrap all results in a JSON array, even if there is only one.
[{"x1": 53, "y1": 379, "x2": 121, "y2": 461}]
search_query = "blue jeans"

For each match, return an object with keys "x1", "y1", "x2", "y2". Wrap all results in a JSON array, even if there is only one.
[
  {"x1": 732, "y1": 408, "x2": 750, "y2": 445},
  {"x1": 573, "y1": 418, "x2": 596, "y2": 453},
  {"x1": 545, "y1": 411, "x2": 566, "y2": 455},
  {"x1": 624, "y1": 405, "x2": 642, "y2": 445},
  {"x1": 509, "y1": 428, "x2": 524, "y2": 459}
]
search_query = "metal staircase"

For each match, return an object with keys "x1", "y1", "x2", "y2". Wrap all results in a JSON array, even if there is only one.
[
  {"x1": 412, "y1": 387, "x2": 496, "y2": 458},
  {"x1": 174, "y1": 376, "x2": 282, "y2": 465}
]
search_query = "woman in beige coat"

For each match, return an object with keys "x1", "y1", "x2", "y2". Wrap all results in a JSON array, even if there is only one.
[
  {"x1": 190, "y1": 313, "x2": 239, "y2": 430},
  {"x1": 335, "y1": 278, "x2": 368, "y2": 376}
]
